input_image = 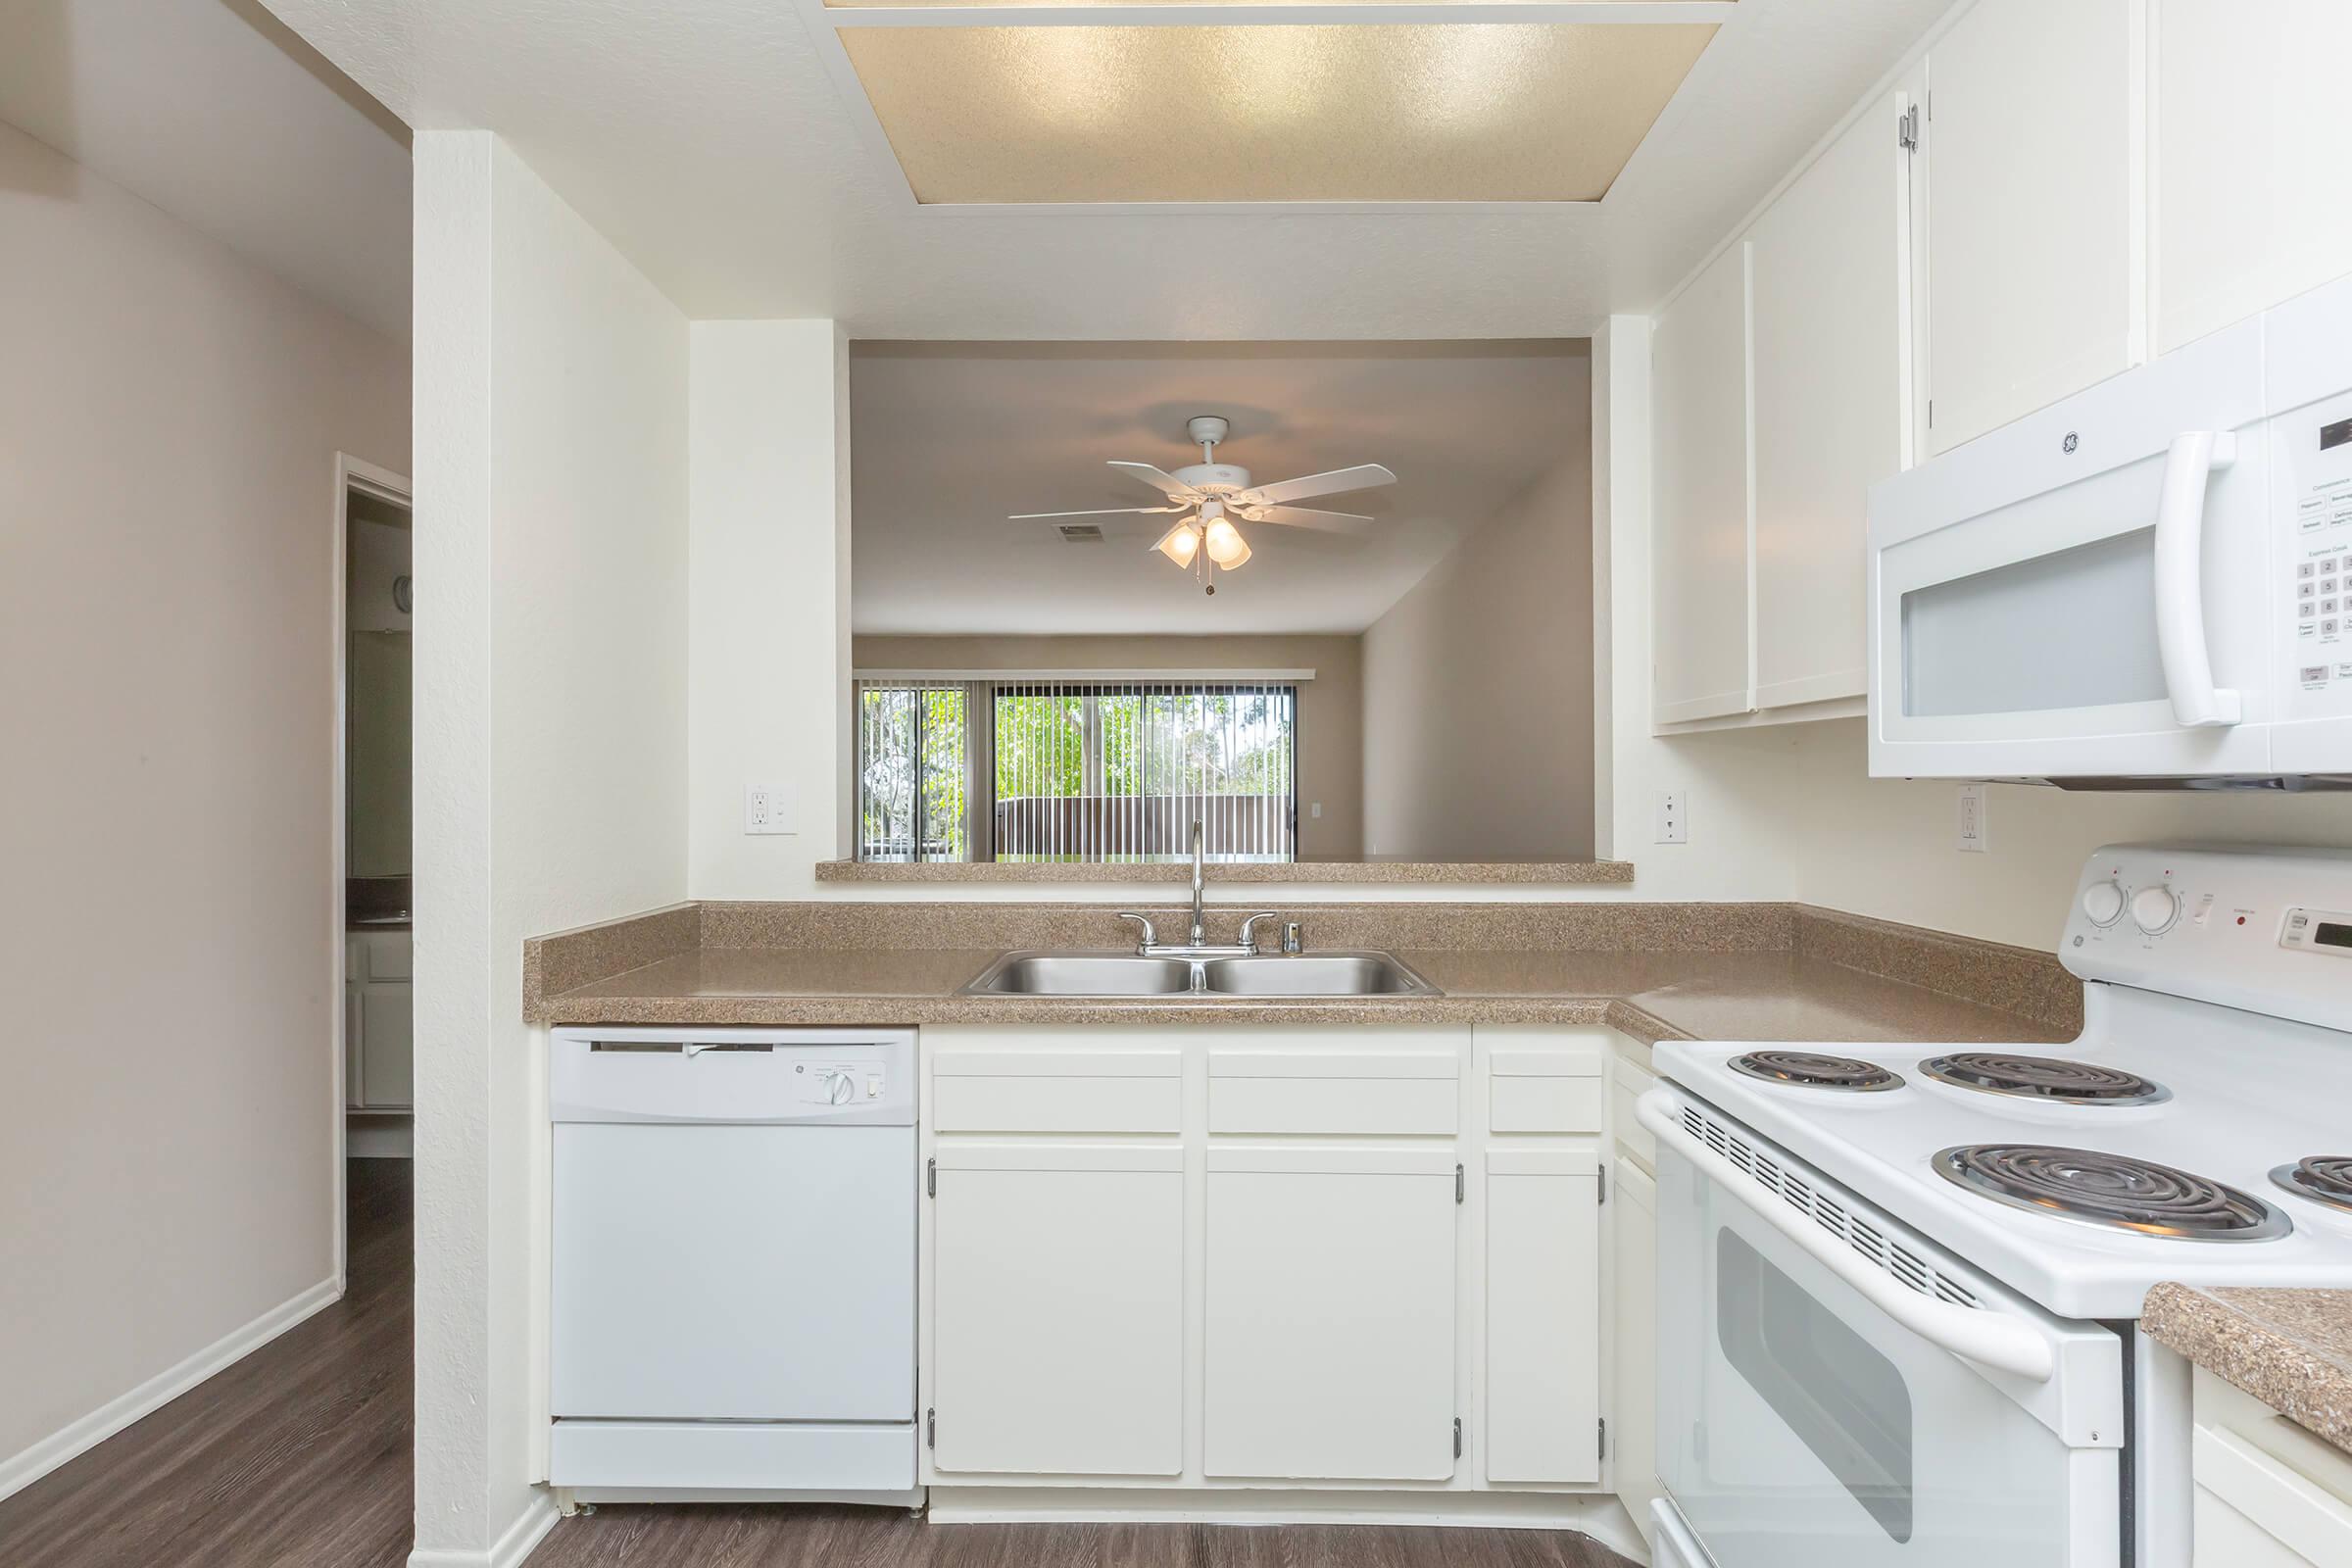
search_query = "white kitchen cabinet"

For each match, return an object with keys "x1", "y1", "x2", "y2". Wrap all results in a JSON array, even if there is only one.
[
  {"x1": 930, "y1": 1145, "x2": 1184, "y2": 1477},
  {"x1": 1650, "y1": 240, "x2": 1754, "y2": 726},
  {"x1": 1609, "y1": 1154, "x2": 1659, "y2": 1537},
  {"x1": 345, "y1": 929, "x2": 413, "y2": 1111},
  {"x1": 1749, "y1": 90, "x2": 1914, "y2": 710},
  {"x1": 1203, "y1": 1149, "x2": 1458, "y2": 1482},
  {"x1": 1484, "y1": 1151, "x2": 1599, "y2": 1485},
  {"x1": 2191, "y1": 1365, "x2": 2352, "y2": 1567},
  {"x1": 2153, "y1": 1, "x2": 2352, "y2": 356},
  {"x1": 1920, "y1": 0, "x2": 2136, "y2": 455}
]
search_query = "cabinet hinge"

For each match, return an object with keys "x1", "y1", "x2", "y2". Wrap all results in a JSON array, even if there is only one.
[
  {"x1": 1928, "y1": 398, "x2": 1935, "y2": 428},
  {"x1": 1598, "y1": 1168, "x2": 1608, "y2": 1206},
  {"x1": 1897, "y1": 104, "x2": 1920, "y2": 152},
  {"x1": 926, "y1": 1157, "x2": 936, "y2": 1199},
  {"x1": 1454, "y1": 1163, "x2": 1465, "y2": 1204},
  {"x1": 1453, "y1": 1417, "x2": 1463, "y2": 1459},
  {"x1": 1599, "y1": 1417, "x2": 1608, "y2": 1461},
  {"x1": 926, "y1": 1407, "x2": 936, "y2": 1449}
]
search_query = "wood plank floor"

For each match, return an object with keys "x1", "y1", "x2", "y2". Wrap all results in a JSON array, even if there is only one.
[
  {"x1": 1, "y1": 1159, "x2": 1635, "y2": 1568},
  {"x1": 0, "y1": 1159, "x2": 415, "y2": 1568},
  {"x1": 525, "y1": 1506, "x2": 1638, "y2": 1568}
]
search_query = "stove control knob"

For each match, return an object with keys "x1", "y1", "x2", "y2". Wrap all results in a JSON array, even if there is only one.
[
  {"x1": 2130, "y1": 885, "x2": 2180, "y2": 934},
  {"x1": 2082, "y1": 881, "x2": 2127, "y2": 927}
]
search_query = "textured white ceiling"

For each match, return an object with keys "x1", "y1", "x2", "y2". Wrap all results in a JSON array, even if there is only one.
[
  {"x1": 254, "y1": 0, "x2": 1948, "y2": 339},
  {"x1": 850, "y1": 340, "x2": 1589, "y2": 636},
  {"x1": 0, "y1": 0, "x2": 414, "y2": 342}
]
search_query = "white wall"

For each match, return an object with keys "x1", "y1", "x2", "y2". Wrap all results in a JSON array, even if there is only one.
[
  {"x1": 1361, "y1": 381, "x2": 1595, "y2": 860},
  {"x1": 0, "y1": 117, "x2": 409, "y2": 1494},
  {"x1": 687, "y1": 319, "x2": 852, "y2": 901},
  {"x1": 412, "y1": 130, "x2": 689, "y2": 1564}
]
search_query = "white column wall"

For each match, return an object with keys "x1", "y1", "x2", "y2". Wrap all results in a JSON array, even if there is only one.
[
  {"x1": 687, "y1": 320, "x2": 853, "y2": 900},
  {"x1": 411, "y1": 130, "x2": 689, "y2": 1566}
]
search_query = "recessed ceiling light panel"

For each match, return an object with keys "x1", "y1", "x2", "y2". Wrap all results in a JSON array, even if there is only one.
[{"x1": 836, "y1": 22, "x2": 1718, "y2": 205}]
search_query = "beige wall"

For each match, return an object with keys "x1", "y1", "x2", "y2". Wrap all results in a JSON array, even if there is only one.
[
  {"x1": 0, "y1": 119, "x2": 410, "y2": 1489},
  {"x1": 1361, "y1": 403, "x2": 1597, "y2": 860},
  {"x1": 854, "y1": 634, "x2": 1367, "y2": 858}
]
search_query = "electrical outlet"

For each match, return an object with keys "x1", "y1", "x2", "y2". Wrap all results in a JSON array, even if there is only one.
[
  {"x1": 1310, "y1": 802, "x2": 1324, "y2": 820},
  {"x1": 1654, "y1": 790, "x2": 1688, "y2": 845},
  {"x1": 1956, "y1": 783, "x2": 1988, "y2": 853},
  {"x1": 744, "y1": 781, "x2": 796, "y2": 836}
]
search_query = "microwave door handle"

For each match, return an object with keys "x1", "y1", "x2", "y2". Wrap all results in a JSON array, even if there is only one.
[
  {"x1": 2152, "y1": 430, "x2": 2243, "y2": 727},
  {"x1": 1636, "y1": 1090, "x2": 2057, "y2": 1384}
]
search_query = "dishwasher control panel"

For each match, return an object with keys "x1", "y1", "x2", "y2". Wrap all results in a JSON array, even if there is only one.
[{"x1": 550, "y1": 1028, "x2": 915, "y2": 1125}]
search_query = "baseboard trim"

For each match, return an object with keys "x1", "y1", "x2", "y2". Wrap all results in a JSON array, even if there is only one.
[
  {"x1": 408, "y1": 1491, "x2": 562, "y2": 1568},
  {"x1": 0, "y1": 1275, "x2": 344, "y2": 1505},
  {"x1": 925, "y1": 1487, "x2": 1647, "y2": 1557}
]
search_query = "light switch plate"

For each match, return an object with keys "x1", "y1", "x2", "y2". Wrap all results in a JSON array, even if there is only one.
[{"x1": 745, "y1": 781, "x2": 796, "y2": 835}]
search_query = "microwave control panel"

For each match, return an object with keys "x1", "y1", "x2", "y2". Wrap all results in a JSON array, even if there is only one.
[{"x1": 2278, "y1": 391, "x2": 2352, "y2": 714}]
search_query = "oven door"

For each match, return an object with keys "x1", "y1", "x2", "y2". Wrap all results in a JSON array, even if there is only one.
[
  {"x1": 1641, "y1": 1090, "x2": 2123, "y2": 1568},
  {"x1": 1867, "y1": 314, "x2": 2273, "y2": 780}
]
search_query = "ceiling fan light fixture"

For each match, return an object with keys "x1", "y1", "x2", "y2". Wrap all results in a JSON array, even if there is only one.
[
  {"x1": 1202, "y1": 515, "x2": 1251, "y2": 568},
  {"x1": 1154, "y1": 521, "x2": 1202, "y2": 567}
]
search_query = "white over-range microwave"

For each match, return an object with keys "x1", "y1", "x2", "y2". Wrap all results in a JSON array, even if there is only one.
[{"x1": 1868, "y1": 274, "x2": 2352, "y2": 787}]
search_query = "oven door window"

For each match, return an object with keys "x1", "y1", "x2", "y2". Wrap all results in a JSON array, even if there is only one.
[{"x1": 1718, "y1": 1229, "x2": 1914, "y2": 1543}]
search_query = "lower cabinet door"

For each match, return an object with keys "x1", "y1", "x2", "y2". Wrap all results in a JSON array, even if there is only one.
[
  {"x1": 1611, "y1": 1154, "x2": 1660, "y2": 1524},
  {"x1": 931, "y1": 1145, "x2": 1183, "y2": 1477},
  {"x1": 1204, "y1": 1149, "x2": 1458, "y2": 1481},
  {"x1": 358, "y1": 983, "x2": 413, "y2": 1108},
  {"x1": 1485, "y1": 1150, "x2": 1601, "y2": 1484}
]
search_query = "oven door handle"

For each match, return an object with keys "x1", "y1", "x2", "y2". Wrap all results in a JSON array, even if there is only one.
[
  {"x1": 2152, "y1": 429, "x2": 2242, "y2": 728},
  {"x1": 1638, "y1": 1091, "x2": 2057, "y2": 1384}
]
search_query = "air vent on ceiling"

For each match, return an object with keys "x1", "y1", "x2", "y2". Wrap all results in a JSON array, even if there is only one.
[{"x1": 1056, "y1": 524, "x2": 1105, "y2": 543}]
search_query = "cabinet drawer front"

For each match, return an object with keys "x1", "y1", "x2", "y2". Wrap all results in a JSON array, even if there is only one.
[
  {"x1": 1613, "y1": 1056, "x2": 1659, "y2": 1170},
  {"x1": 2194, "y1": 1422, "x2": 2352, "y2": 1567},
  {"x1": 1208, "y1": 1047, "x2": 1458, "y2": 1135},
  {"x1": 1488, "y1": 1040, "x2": 1605, "y2": 1134},
  {"x1": 1490, "y1": 1075, "x2": 1606, "y2": 1134},
  {"x1": 934, "y1": 1075, "x2": 1179, "y2": 1135},
  {"x1": 933, "y1": 1047, "x2": 1182, "y2": 1134},
  {"x1": 1210, "y1": 1076, "x2": 1455, "y2": 1135},
  {"x1": 364, "y1": 931, "x2": 413, "y2": 979}
]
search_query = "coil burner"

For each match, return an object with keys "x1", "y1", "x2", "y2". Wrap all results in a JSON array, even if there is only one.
[
  {"x1": 1919, "y1": 1053, "x2": 2170, "y2": 1106},
  {"x1": 1934, "y1": 1145, "x2": 2290, "y2": 1242},
  {"x1": 1729, "y1": 1051, "x2": 1903, "y2": 1093}
]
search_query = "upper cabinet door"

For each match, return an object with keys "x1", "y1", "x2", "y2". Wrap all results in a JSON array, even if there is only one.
[
  {"x1": 1650, "y1": 241, "x2": 1753, "y2": 727},
  {"x1": 1923, "y1": 0, "x2": 2136, "y2": 456},
  {"x1": 1749, "y1": 91, "x2": 1915, "y2": 710},
  {"x1": 2153, "y1": 0, "x2": 2352, "y2": 355}
]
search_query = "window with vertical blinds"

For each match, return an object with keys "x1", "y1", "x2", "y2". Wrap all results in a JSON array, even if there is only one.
[{"x1": 853, "y1": 676, "x2": 1298, "y2": 863}]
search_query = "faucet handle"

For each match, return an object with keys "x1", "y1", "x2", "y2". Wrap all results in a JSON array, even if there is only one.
[
  {"x1": 1114, "y1": 911, "x2": 1157, "y2": 953},
  {"x1": 1237, "y1": 911, "x2": 1282, "y2": 954}
]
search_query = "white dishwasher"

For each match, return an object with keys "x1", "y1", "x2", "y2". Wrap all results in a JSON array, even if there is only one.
[{"x1": 548, "y1": 1026, "x2": 918, "y2": 1501}]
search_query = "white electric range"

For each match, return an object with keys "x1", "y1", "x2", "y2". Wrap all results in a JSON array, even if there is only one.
[{"x1": 1639, "y1": 843, "x2": 2352, "y2": 1568}]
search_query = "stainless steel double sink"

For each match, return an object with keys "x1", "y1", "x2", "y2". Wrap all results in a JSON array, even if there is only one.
[{"x1": 960, "y1": 950, "x2": 1439, "y2": 999}]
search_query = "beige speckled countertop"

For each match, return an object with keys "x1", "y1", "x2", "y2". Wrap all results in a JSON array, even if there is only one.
[
  {"x1": 2143, "y1": 1284, "x2": 2352, "y2": 1453},
  {"x1": 523, "y1": 901, "x2": 2080, "y2": 1048},
  {"x1": 814, "y1": 858, "x2": 1636, "y2": 885}
]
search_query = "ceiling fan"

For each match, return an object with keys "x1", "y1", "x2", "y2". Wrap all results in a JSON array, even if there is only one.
[{"x1": 1008, "y1": 415, "x2": 1397, "y2": 594}]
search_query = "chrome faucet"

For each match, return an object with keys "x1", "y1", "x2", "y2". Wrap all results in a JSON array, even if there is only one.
[
  {"x1": 1110, "y1": 819, "x2": 1281, "y2": 957},
  {"x1": 1188, "y1": 818, "x2": 1207, "y2": 948}
]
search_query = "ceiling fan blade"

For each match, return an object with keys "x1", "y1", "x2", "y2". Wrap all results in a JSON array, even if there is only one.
[
  {"x1": 1108, "y1": 461, "x2": 1198, "y2": 500},
  {"x1": 1005, "y1": 506, "x2": 1183, "y2": 520},
  {"x1": 1241, "y1": 463, "x2": 1396, "y2": 507},
  {"x1": 1256, "y1": 505, "x2": 1373, "y2": 535}
]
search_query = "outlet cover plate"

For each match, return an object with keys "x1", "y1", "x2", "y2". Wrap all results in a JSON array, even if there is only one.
[
  {"x1": 1654, "y1": 790, "x2": 1688, "y2": 845},
  {"x1": 745, "y1": 780, "x2": 796, "y2": 835}
]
